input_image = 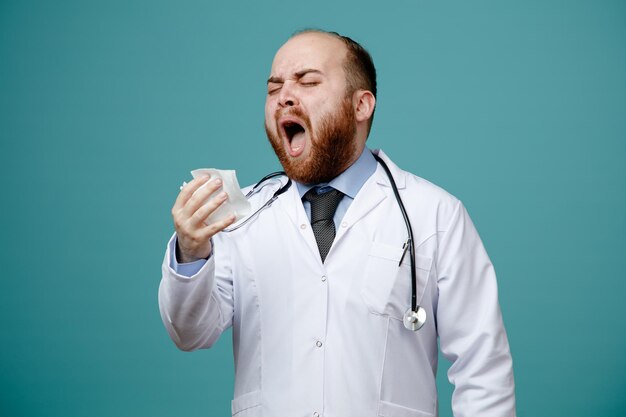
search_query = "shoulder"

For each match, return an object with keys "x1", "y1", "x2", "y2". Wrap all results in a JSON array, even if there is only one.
[
  {"x1": 405, "y1": 172, "x2": 459, "y2": 206},
  {"x1": 374, "y1": 149, "x2": 460, "y2": 207},
  {"x1": 372, "y1": 149, "x2": 464, "y2": 235}
]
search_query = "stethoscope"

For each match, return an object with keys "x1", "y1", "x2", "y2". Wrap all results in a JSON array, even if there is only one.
[
  {"x1": 222, "y1": 171, "x2": 293, "y2": 232},
  {"x1": 223, "y1": 153, "x2": 426, "y2": 331}
]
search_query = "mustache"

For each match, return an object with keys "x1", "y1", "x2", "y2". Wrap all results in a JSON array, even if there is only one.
[
  {"x1": 275, "y1": 106, "x2": 304, "y2": 118},
  {"x1": 274, "y1": 107, "x2": 310, "y2": 127}
]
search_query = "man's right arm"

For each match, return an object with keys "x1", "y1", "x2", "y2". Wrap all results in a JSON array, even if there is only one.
[
  {"x1": 158, "y1": 175, "x2": 236, "y2": 351},
  {"x1": 158, "y1": 233, "x2": 232, "y2": 351}
]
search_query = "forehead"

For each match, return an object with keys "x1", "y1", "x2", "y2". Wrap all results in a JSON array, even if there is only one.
[{"x1": 270, "y1": 33, "x2": 347, "y2": 78}]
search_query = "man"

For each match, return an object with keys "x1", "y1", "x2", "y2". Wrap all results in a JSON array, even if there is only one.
[{"x1": 159, "y1": 30, "x2": 516, "y2": 416}]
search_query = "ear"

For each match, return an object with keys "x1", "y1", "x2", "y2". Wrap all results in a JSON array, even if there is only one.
[{"x1": 354, "y1": 90, "x2": 376, "y2": 123}]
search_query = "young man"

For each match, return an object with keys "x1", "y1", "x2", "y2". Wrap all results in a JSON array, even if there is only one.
[{"x1": 160, "y1": 30, "x2": 516, "y2": 416}]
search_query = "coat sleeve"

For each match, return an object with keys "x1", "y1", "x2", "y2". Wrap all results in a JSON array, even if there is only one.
[
  {"x1": 158, "y1": 233, "x2": 234, "y2": 351},
  {"x1": 436, "y1": 201, "x2": 516, "y2": 416}
]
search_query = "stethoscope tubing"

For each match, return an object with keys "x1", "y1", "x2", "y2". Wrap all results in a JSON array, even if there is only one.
[
  {"x1": 223, "y1": 172, "x2": 292, "y2": 232},
  {"x1": 372, "y1": 154, "x2": 419, "y2": 313}
]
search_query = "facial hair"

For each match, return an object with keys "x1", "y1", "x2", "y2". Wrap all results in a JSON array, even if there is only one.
[{"x1": 265, "y1": 96, "x2": 357, "y2": 184}]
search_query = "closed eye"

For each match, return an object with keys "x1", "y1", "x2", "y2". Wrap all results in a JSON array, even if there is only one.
[{"x1": 268, "y1": 84, "x2": 282, "y2": 95}]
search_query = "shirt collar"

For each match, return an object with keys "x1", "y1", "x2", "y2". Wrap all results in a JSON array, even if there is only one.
[{"x1": 295, "y1": 147, "x2": 378, "y2": 199}]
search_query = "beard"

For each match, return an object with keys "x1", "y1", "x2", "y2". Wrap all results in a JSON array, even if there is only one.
[{"x1": 265, "y1": 96, "x2": 357, "y2": 184}]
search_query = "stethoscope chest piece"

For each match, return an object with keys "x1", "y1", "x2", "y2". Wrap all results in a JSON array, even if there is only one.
[{"x1": 403, "y1": 306, "x2": 426, "y2": 331}]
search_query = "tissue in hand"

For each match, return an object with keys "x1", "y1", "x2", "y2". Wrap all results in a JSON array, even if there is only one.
[{"x1": 188, "y1": 168, "x2": 251, "y2": 224}]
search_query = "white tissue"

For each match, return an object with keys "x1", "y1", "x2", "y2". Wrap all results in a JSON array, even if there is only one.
[{"x1": 187, "y1": 168, "x2": 251, "y2": 224}]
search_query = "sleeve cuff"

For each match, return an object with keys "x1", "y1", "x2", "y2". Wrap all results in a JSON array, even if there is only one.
[{"x1": 168, "y1": 235, "x2": 213, "y2": 277}]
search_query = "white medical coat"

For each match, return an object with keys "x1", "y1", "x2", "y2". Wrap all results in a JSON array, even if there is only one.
[{"x1": 159, "y1": 150, "x2": 516, "y2": 417}]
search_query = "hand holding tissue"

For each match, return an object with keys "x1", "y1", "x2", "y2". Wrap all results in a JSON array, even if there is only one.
[{"x1": 187, "y1": 169, "x2": 251, "y2": 225}]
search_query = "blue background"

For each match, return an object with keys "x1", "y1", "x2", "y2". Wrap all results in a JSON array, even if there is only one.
[{"x1": 1, "y1": 1, "x2": 625, "y2": 416}]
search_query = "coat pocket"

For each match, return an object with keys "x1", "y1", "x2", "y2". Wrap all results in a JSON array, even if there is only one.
[
  {"x1": 378, "y1": 400, "x2": 435, "y2": 417},
  {"x1": 361, "y1": 242, "x2": 433, "y2": 320},
  {"x1": 231, "y1": 390, "x2": 262, "y2": 416}
]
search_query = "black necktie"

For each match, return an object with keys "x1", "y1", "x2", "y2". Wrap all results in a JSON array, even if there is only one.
[{"x1": 303, "y1": 187, "x2": 344, "y2": 263}]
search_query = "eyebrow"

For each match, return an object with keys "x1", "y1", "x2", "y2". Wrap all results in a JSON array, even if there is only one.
[{"x1": 267, "y1": 69, "x2": 323, "y2": 84}]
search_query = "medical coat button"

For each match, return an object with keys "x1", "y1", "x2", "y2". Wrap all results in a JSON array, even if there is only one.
[
  {"x1": 300, "y1": 224, "x2": 306, "y2": 229},
  {"x1": 341, "y1": 221, "x2": 347, "y2": 228},
  {"x1": 321, "y1": 275, "x2": 327, "y2": 282},
  {"x1": 315, "y1": 340, "x2": 323, "y2": 348},
  {"x1": 313, "y1": 412, "x2": 320, "y2": 417}
]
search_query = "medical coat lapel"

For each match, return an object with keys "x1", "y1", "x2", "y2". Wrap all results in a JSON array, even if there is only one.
[
  {"x1": 275, "y1": 181, "x2": 324, "y2": 263},
  {"x1": 335, "y1": 150, "x2": 406, "y2": 244}
]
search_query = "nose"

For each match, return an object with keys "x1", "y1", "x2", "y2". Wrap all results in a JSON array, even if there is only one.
[{"x1": 278, "y1": 82, "x2": 298, "y2": 108}]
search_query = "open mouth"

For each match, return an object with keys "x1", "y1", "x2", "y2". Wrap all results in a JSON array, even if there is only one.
[
  {"x1": 280, "y1": 118, "x2": 307, "y2": 156},
  {"x1": 283, "y1": 121, "x2": 305, "y2": 141}
]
